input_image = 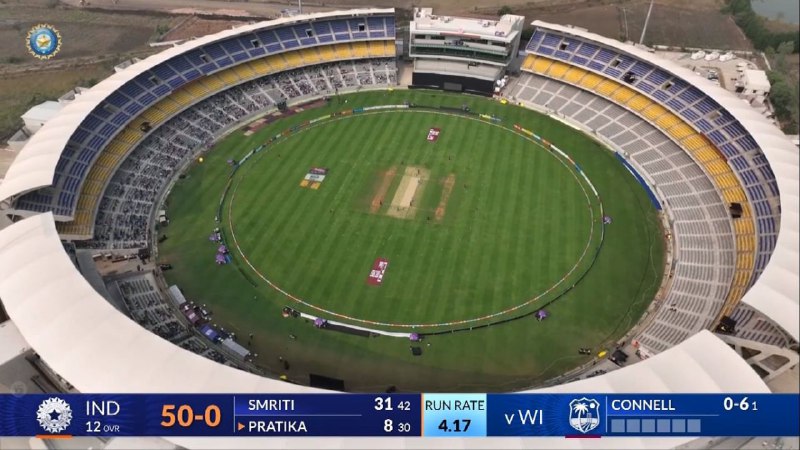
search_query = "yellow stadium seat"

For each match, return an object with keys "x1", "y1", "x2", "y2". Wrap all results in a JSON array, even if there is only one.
[
  {"x1": 594, "y1": 80, "x2": 618, "y2": 96},
  {"x1": 610, "y1": 86, "x2": 635, "y2": 104},
  {"x1": 283, "y1": 52, "x2": 303, "y2": 68},
  {"x1": 185, "y1": 82, "x2": 209, "y2": 99},
  {"x1": 300, "y1": 48, "x2": 321, "y2": 63},
  {"x1": 170, "y1": 89, "x2": 195, "y2": 105},
  {"x1": 334, "y1": 43, "x2": 352, "y2": 59},
  {"x1": 578, "y1": 73, "x2": 602, "y2": 90},
  {"x1": 626, "y1": 95, "x2": 650, "y2": 111},
  {"x1": 363, "y1": 41, "x2": 377, "y2": 57},
  {"x1": 668, "y1": 124, "x2": 694, "y2": 141},
  {"x1": 266, "y1": 54, "x2": 288, "y2": 71},
  {"x1": 563, "y1": 67, "x2": 586, "y2": 84},
  {"x1": 202, "y1": 75, "x2": 225, "y2": 91},
  {"x1": 656, "y1": 113, "x2": 679, "y2": 129},
  {"x1": 718, "y1": 173, "x2": 739, "y2": 189},
  {"x1": 641, "y1": 104, "x2": 668, "y2": 121},
  {"x1": 352, "y1": 42, "x2": 370, "y2": 58},
  {"x1": 699, "y1": 147, "x2": 718, "y2": 159},
  {"x1": 317, "y1": 45, "x2": 336, "y2": 62},
  {"x1": 249, "y1": 58, "x2": 272, "y2": 76},
  {"x1": 520, "y1": 56, "x2": 535, "y2": 71},
  {"x1": 235, "y1": 63, "x2": 257, "y2": 79},
  {"x1": 383, "y1": 40, "x2": 395, "y2": 57},
  {"x1": 734, "y1": 219, "x2": 754, "y2": 235},
  {"x1": 157, "y1": 98, "x2": 183, "y2": 115},
  {"x1": 742, "y1": 235, "x2": 756, "y2": 252},
  {"x1": 218, "y1": 70, "x2": 241, "y2": 85},
  {"x1": 531, "y1": 57, "x2": 553, "y2": 74},
  {"x1": 547, "y1": 62, "x2": 569, "y2": 78},
  {"x1": 721, "y1": 189, "x2": 744, "y2": 203}
]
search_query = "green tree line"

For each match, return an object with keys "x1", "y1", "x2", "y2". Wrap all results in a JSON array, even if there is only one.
[
  {"x1": 765, "y1": 42, "x2": 799, "y2": 133},
  {"x1": 724, "y1": 0, "x2": 799, "y2": 53}
]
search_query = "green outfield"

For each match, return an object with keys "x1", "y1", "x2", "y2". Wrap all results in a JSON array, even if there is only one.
[{"x1": 159, "y1": 90, "x2": 664, "y2": 392}]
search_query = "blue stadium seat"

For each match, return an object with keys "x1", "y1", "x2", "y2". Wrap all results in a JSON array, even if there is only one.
[
  {"x1": 630, "y1": 61, "x2": 652, "y2": 77},
  {"x1": 695, "y1": 118, "x2": 713, "y2": 132},
  {"x1": 542, "y1": 33, "x2": 561, "y2": 48},
  {"x1": 313, "y1": 22, "x2": 333, "y2": 36},
  {"x1": 616, "y1": 55, "x2": 635, "y2": 70},
  {"x1": 603, "y1": 67, "x2": 621, "y2": 78},
  {"x1": 678, "y1": 107, "x2": 700, "y2": 122},
  {"x1": 106, "y1": 92, "x2": 131, "y2": 108},
  {"x1": 554, "y1": 50, "x2": 571, "y2": 61},
  {"x1": 570, "y1": 55, "x2": 587, "y2": 66},
  {"x1": 121, "y1": 81, "x2": 145, "y2": 98},
  {"x1": 636, "y1": 80, "x2": 655, "y2": 93},
  {"x1": 367, "y1": 17, "x2": 384, "y2": 31},
  {"x1": 666, "y1": 98, "x2": 684, "y2": 111},
  {"x1": 386, "y1": 17, "x2": 396, "y2": 36},
  {"x1": 695, "y1": 99, "x2": 716, "y2": 115},
  {"x1": 737, "y1": 135, "x2": 759, "y2": 151},
  {"x1": 724, "y1": 123, "x2": 747, "y2": 138},
  {"x1": 71, "y1": 128, "x2": 91, "y2": 144},
  {"x1": 221, "y1": 39, "x2": 244, "y2": 54},
  {"x1": 98, "y1": 123, "x2": 116, "y2": 138},
  {"x1": 645, "y1": 69, "x2": 669, "y2": 85},
  {"x1": 111, "y1": 111, "x2": 130, "y2": 126},
  {"x1": 204, "y1": 43, "x2": 227, "y2": 60},
  {"x1": 577, "y1": 42, "x2": 598, "y2": 58},
  {"x1": 653, "y1": 89, "x2": 670, "y2": 103},
  {"x1": 348, "y1": 19, "x2": 368, "y2": 38},
  {"x1": 595, "y1": 48, "x2": 615, "y2": 63},
  {"x1": 723, "y1": 144, "x2": 742, "y2": 159},
  {"x1": 678, "y1": 87, "x2": 703, "y2": 104},
  {"x1": 528, "y1": 30, "x2": 546, "y2": 51}
]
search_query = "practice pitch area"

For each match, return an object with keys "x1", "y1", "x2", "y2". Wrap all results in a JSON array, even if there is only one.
[{"x1": 159, "y1": 90, "x2": 664, "y2": 392}]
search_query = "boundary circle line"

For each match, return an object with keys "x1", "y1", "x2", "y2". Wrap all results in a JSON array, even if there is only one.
[{"x1": 224, "y1": 108, "x2": 603, "y2": 330}]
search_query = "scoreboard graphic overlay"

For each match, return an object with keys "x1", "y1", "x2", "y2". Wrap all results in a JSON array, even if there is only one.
[{"x1": 0, "y1": 394, "x2": 797, "y2": 438}]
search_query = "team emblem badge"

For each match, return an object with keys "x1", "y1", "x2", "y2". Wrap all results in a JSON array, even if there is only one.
[
  {"x1": 36, "y1": 397, "x2": 73, "y2": 433},
  {"x1": 568, "y1": 397, "x2": 600, "y2": 433},
  {"x1": 26, "y1": 24, "x2": 62, "y2": 60}
]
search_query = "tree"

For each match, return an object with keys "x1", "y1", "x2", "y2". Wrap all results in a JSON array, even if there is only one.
[
  {"x1": 765, "y1": 46, "x2": 776, "y2": 61},
  {"x1": 497, "y1": 5, "x2": 513, "y2": 16},
  {"x1": 777, "y1": 40, "x2": 794, "y2": 56},
  {"x1": 769, "y1": 78, "x2": 793, "y2": 120}
]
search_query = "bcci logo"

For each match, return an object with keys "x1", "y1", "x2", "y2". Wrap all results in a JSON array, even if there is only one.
[
  {"x1": 26, "y1": 24, "x2": 62, "y2": 60},
  {"x1": 36, "y1": 397, "x2": 72, "y2": 434},
  {"x1": 568, "y1": 397, "x2": 600, "y2": 433}
]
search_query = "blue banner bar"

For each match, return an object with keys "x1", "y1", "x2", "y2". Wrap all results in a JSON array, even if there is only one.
[{"x1": 0, "y1": 394, "x2": 796, "y2": 437}]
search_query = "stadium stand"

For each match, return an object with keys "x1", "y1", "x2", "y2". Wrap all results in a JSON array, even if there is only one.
[
  {"x1": 52, "y1": 42, "x2": 395, "y2": 238},
  {"x1": 518, "y1": 29, "x2": 784, "y2": 327},
  {"x1": 80, "y1": 59, "x2": 396, "y2": 248},
  {"x1": 523, "y1": 24, "x2": 779, "y2": 294},
  {"x1": 508, "y1": 73, "x2": 736, "y2": 351},
  {"x1": 108, "y1": 273, "x2": 229, "y2": 364}
]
